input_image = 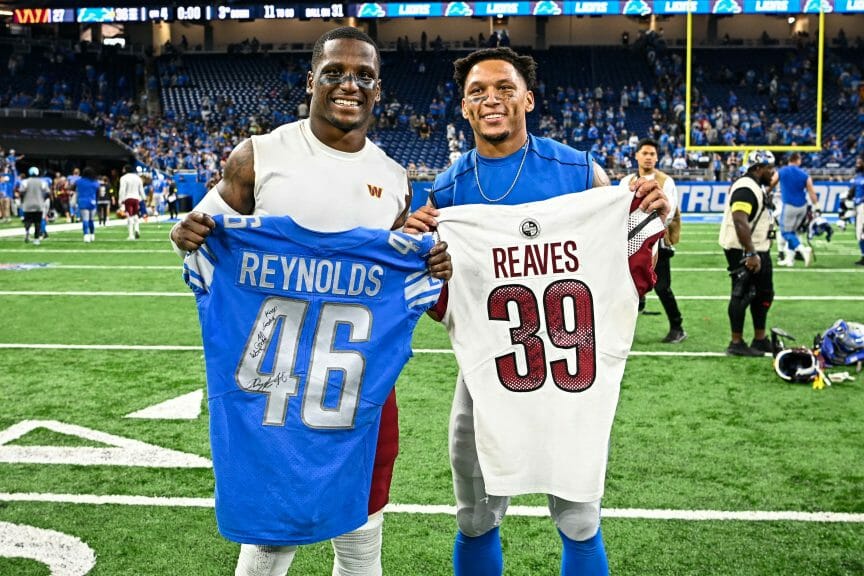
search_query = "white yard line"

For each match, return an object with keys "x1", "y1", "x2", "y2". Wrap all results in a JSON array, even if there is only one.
[
  {"x1": 673, "y1": 268, "x2": 864, "y2": 273},
  {"x1": 0, "y1": 249, "x2": 170, "y2": 254},
  {"x1": 0, "y1": 344, "x2": 743, "y2": 357},
  {"x1": 33, "y1": 264, "x2": 178, "y2": 270},
  {"x1": 0, "y1": 291, "x2": 191, "y2": 297},
  {"x1": 1, "y1": 291, "x2": 861, "y2": 301},
  {"x1": 0, "y1": 344, "x2": 202, "y2": 351},
  {"x1": 675, "y1": 251, "x2": 863, "y2": 256},
  {"x1": 0, "y1": 492, "x2": 860, "y2": 523}
]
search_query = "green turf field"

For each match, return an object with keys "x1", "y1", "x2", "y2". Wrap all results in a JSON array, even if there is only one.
[{"x1": 0, "y1": 219, "x2": 862, "y2": 575}]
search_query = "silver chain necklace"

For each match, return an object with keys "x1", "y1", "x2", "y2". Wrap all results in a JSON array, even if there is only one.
[{"x1": 474, "y1": 138, "x2": 530, "y2": 203}]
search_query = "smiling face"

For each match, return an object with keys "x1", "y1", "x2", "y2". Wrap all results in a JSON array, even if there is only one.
[
  {"x1": 307, "y1": 38, "x2": 381, "y2": 148},
  {"x1": 461, "y1": 59, "x2": 534, "y2": 156}
]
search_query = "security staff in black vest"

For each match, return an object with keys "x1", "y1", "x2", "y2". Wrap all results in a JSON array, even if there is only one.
[{"x1": 718, "y1": 150, "x2": 776, "y2": 357}]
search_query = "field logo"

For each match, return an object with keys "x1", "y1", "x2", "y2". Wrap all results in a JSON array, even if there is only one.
[
  {"x1": 0, "y1": 263, "x2": 51, "y2": 271},
  {"x1": 622, "y1": 0, "x2": 652, "y2": 14},
  {"x1": 712, "y1": 0, "x2": 743, "y2": 12}
]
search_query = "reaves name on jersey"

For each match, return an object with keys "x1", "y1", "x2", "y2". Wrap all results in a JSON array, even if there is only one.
[{"x1": 492, "y1": 240, "x2": 579, "y2": 279}]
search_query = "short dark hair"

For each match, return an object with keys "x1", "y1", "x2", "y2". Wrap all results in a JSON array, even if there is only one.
[
  {"x1": 636, "y1": 138, "x2": 659, "y2": 153},
  {"x1": 788, "y1": 152, "x2": 801, "y2": 162},
  {"x1": 311, "y1": 27, "x2": 380, "y2": 72},
  {"x1": 82, "y1": 166, "x2": 97, "y2": 180},
  {"x1": 453, "y1": 47, "x2": 538, "y2": 94},
  {"x1": 122, "y1": 164, "x2": 133, "y2": 174}
]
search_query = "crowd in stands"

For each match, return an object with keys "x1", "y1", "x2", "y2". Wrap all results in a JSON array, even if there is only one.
[{"x1": 1, "y1": 33, "x2": 863, "y2": 189}]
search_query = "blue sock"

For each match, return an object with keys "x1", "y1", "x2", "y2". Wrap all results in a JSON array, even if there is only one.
[
  {"x1": 859, "y1": 239, "x2": 864, "y2": 256},
  {"x1": 781, "y1": 231, "x2": 799, "y2": 250},
  {"x1": 89, "y1": 220, "x2": 95, "y2": 234},
  {"x1": 559, "y1": 528, "x2": 609, "y2": 576},
  {"x1": 454, "y1": 527, "x2": 503, "y2": 576},
  {"x1": 82, "y1": 221, "x2": 89, "y2": 235}
]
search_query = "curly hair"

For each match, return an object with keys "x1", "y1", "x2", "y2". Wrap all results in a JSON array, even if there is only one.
[{"x1": 453, "y1": 47, "x2": 538, "y2": 94}]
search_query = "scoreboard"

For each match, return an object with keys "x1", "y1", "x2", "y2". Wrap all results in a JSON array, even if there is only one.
[{"x1": 11, "y1": 0, "x2": 864, "y2": 23}]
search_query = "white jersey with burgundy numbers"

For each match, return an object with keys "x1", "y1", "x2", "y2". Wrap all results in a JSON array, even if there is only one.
[
  {"x1": 251, "y1": 119, "x2": 409, "y2": 232},
  {"x1": 436, "y1": 186, "x2": 665, "y2": 502}
]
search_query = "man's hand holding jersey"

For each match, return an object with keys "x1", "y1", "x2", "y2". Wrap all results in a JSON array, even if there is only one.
[
  {"x1": 172, "y1": 210, "x2": 452, "y2": 282},
  {"x1": 171, "y1": 211, "x2": 216, "y2": 252},
  {"x1": 627, "y1": 177, "x2": 670, "y2": 222}
]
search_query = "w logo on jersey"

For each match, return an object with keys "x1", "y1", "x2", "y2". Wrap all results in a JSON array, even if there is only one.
[{"x1": 367, "y1": 184, "x2": 383, "y2": 198}]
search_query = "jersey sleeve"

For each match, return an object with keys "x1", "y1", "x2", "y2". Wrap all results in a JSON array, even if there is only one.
[
  {"x1": 728, "y1": 186, "x2": 758, "y2": 220},
  {"x1": 627, "y1": 195, "x2": 666, "y2": 297},
  {"x1": 183, "y1": 241, "x2": 217, "y2": 295},
  {"x1": 384, "y1": 231, "x2": 444, "y2": 314}
]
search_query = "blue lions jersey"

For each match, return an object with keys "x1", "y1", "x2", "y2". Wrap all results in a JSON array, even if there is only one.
[
  {"x1": 852, "y1": 173, "x2": 864, "y2": 206},
  {"x1": 430, "y1": 135, "x2": 594, "y2": 208},
  {"x1": 184, "y1": 215, "x2": 442, "y2": 546}
]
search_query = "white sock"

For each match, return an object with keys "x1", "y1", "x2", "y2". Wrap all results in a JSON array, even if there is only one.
[
  {"x1": 128, "y1": 217, "x2": 134, "y2": 237},
  {"x1": 133, "y1": 215, "x2": 140, "y2": 234},
  {"x1": 235, "y1": 544, "x2": 296, "y2": 576},
  {"x1": 331, "y1": 511, "x2": 384, "y2": 576}
]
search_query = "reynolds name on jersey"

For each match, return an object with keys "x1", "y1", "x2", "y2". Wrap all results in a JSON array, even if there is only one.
[{"x1": 237, "y1": 251, "x2": 384, "y2": 298}]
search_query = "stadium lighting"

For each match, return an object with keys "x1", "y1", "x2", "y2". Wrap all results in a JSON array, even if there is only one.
[{"x1": 787, "y1": 16, "x2": 796, "y2": 24}]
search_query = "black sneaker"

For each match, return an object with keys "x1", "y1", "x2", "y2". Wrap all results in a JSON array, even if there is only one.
[
  {"x1": 750, "y1": 338, "x2": 773, "y2": 354},
  {"x1": 726, "y1": 340, "x2": 764, "y2": 357},
  {"x1": 856, "y1": 258, "x2": 864, "y2": 267},
  {"x1": 662, "y1": 328, "x2": 688, "y2": 343}
]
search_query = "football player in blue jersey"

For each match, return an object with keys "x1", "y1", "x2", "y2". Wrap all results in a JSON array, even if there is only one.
[
  {"x1": 852, "y1": 154, "x2": 864, "y2": 266},
  {"x1": 405, "y1": 47, "x2": 668, "y2": 576},
  {"x1": 171, "y1": 27, "x2": 451, "y2": 576}
]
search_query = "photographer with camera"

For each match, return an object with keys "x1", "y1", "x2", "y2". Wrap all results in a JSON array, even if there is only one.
[{"x1": 719, "y1": 150, "x2": 777, "y2": 357}]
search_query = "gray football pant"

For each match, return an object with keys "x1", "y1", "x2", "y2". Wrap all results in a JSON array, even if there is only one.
[{"x1": 449, "y1": 374, "x2": 601, "y2": 541}]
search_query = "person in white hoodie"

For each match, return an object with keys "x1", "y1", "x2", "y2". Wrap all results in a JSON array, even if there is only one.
[{"x1": 118, "y1": 164, "x2": 144, "y2": 240}]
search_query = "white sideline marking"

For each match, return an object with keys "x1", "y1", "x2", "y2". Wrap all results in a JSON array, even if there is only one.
[
  {"x1": 0, "y1": 343, "x2": 740, "y2": 357},
  {"x1": 676, "y1": 250, "x2": 863, "y2": 256},
  {"x1": 0, "y1": 249, "x2": 169, "y2": 254},
  {"x1": 125, "y1": 389, "x2": 204, "y2": 420},
  {"x1": 0, "y1": 291, "x2": 191, "y2": 297},
  {"x1": 52, "y1": 264, "x2": 178, "y2": 270},
  {"x1": 0, "y1": 521, "x2": 96, "y2": 575},
  {"x1": 0, "y1": 343, "x2": 201, "y2": 351},
  {"x1": 0, "y1": 493, "x2": 860, "y2": 523},
  {"x1": 0, "y1": 420, "x2": 211, "y2": 468},
  {"x1": 1, "y1": 291, "x2": 862, "y2": 301},
  {"x1": 674, "y1": 268, "x2": 864, "y2": 273}
]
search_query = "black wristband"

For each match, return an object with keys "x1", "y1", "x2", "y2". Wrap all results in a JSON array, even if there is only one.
[{"x1": 742, "y1": 251, "x2": 757, "y2": 258}]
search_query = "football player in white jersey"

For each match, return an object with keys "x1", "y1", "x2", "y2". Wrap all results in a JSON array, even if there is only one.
[
  {"x1": 405, "y1": 47, "x2": 668, "y2": 576},
  {"x1": 171, "y1": 27, "x2": 451, "y2": 576}
]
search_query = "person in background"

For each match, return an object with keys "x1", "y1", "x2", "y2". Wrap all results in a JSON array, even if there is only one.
[
  {"x1": 118, "y1": 164, "x2": 144, "y2": 240},
  {"x1": 719, "y1": 150, "x2": 776, "y2": 356},
  {"x1": 72, "y1": 167, "x2": 100, "y2": 242},
  {"x1": 621, "y1": 137, "x2": 685, "y2": 343},
  {"x1": 850, "y1": 154, "x2": 864, "y2": 266},
  {"x1": 17, "y1": 167, "x2": 48, "y2": 245},
  {"x1": 769, "y1": 152, "x2": 817, "y2": 267},
  {"x1": 96, "y1": 175, "x2": 110, "y2": 227},
  {"x1": 166, "y1": 177, "x2": 179, "y2": 220}
]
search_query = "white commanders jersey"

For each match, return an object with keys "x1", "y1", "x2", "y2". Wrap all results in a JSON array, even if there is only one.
[
  {"x1": 251, "y1": 119, "x2": 408, "y2": 231},
  {"x1": 436, "y1": 186, "x2": 665, "y2": 502}
]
